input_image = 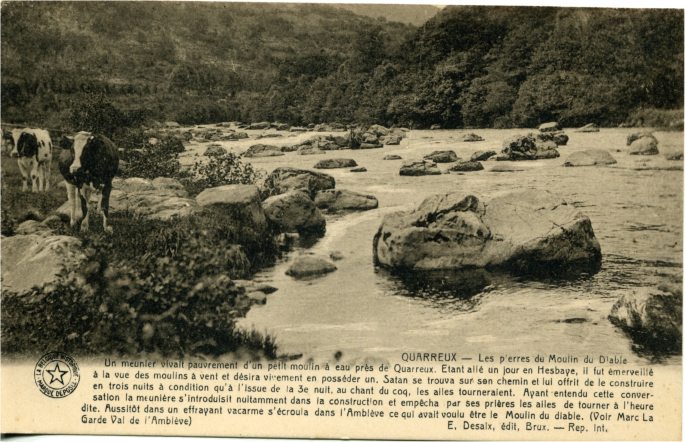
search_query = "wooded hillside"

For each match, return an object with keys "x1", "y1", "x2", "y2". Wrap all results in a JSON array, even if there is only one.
[{"x1": 1, "y1": 3, "x2": 682, "y2": 129}]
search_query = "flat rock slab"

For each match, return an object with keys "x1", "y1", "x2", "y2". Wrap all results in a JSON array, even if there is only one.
[
  {"x1": 314, "y1": 159, "x2": 357, "y2": 169},
  {"x1": 243, "y1": 144, "x2": 284, "y2": 158},
  {"x1": 383, "y1": 155, "x2": 402, "y2": 160},
  {"x1": 1, "y1": 234, "x2": 86, "y2": 295},
  {"x1": 373, "y1": 190, "x2": 601, "y2": 275},
  {"x1": 314, "y1": 189, "x2": 378, "y2": 211},
  {"x1": 399, "y1": 161, "x2": 442, "y2": 176},
  {"x1": 286, "y1": 256, "x2": 337, "y2": 278},
  {"x1": 564, "y1": 150, "x2": 617, "y2": 167},
  {"x1": 539, "y1": 122, "x2": 561, "y2": 132},
  {"x1": 424, "y1": 150, "x2": 459, "y2": 163},
  {"x1": 576, "y1": 123, "x2": 599, "y2": 132},
  {"x1": 448, "y1": 161, "x2": 484, "y2": 172}
]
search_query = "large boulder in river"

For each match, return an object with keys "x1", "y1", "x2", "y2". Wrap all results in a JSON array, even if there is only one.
[
  {"x1": 243, "y1": 144, "x2": 284, "y2": 158},
  {"x1": 383, "y1": 135, "x2": 402, "y2": 145},
  {"x1": 107, "y1": 178, "x2": 198, "y2": 220},
  {"x1": 369, "y1": 125, "x2": 390, "y2": 137},
  {"x1": 286, "y1": 256, "x2": 337, "y2": 278},
  {"x1": 399, "y1": 161, "x2": 442, "y2": 176},
  {"x1": 263, "y1": 191, "x2": 326, "y2": 235},
  {"x1": 539, "y1": 122, "x2": 561, "y2": 132},
  {"x1": 564, "y1": 150, "x2": 617, "y2": 167},
  {"x1": 537, "y1": 132, "x2": 569, "y2": 146},
  {"x1": 263, "y1": 167, "x2": 335, "y2": 199},
  {"x1": 314, "y1": 158, "x2": 357, "y2": 169},
  {"x1": 536, "y1": 141, "x2": 561, "y2": 159},
  {"x1": 502, "y1": 134, "x2": 559, "y2": 160},
  {"x1": 424, "y1": 150, "x2": 459, "y2": 163},
  {"x1": 314, "y1": 189, "x2": 378, "y2": 211},
  {"x1": 627, "y1": 132, "x2": 654, "y2": 146},
  {"x1": 609, "y1": 284, "x2": 682, "y2": 349},
  {"x1": 373, "y1": 190, "x2": 602, "y2": 274},
  {"x1": 1, "y1": 234, "x2": 86, "y2": 295},
  {"x1": 196, "y1": 185, "x2": 267, "y2": 232},
  {"x1": 628, "y1": 136, "x2": 659, "y2": 155}
]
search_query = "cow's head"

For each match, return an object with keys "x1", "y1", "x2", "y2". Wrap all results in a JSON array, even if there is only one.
[
  {"x1": 9, "y1": 129, "x2": 26, "y2": 157},
  {"x1": 70, "y1": 132, "x2": 93, "y2": 174},
  {"x1": 15, "y1": 131, "x2": 39, "y2": 158}
]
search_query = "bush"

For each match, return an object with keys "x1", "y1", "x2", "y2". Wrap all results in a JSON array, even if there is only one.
[
  {"x1": 2, "y1": 211, "x2": 279, "y2": 358},
  {"x1": 182, "y1": 152, "x2": 264, "y2": 197},
  {"x1": 119, "y1": 137, "x2": 185, "y2": 180},
  {"x1": 69, "y1": 93, "x2": 148, "y2": 138},
  {"x1": 623, "y1": 108, "x2": 684, "y2": 130}
]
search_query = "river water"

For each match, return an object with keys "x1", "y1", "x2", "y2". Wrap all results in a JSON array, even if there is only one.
[{"x1": 189, "y1": 128, "x2": 683, "y2": 365}]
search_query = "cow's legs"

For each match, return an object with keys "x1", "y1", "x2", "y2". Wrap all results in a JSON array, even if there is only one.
[
  {"x1": 79, "y1": 186, "x2": 91, "y2": 232},
  {"x1": 100, "y1": 184, "x2": 113, "y2": 234},
  {"x1": 17, "y1": 159, "x2": 29, "y2": 192},
  {"x1": 30, "y1": 161, "x2": 39, "y2": 193},
  {"x1": 41, "y1": 160, "x2": 51, "y2": 192},
  {"x1": 66, "y1": 182, "x2": 79, "y2": 227}
]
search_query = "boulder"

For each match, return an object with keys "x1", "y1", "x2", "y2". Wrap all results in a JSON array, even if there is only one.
[
  {"x1": 196, "y1": 185, "x2": 267, "y2": 231},
  {"x1": 430, "y1": 124, "x2": 441, "y2": 130},
  {"x1": 384, "y1": 135, "x2": 402, "y2": 145},
  {"x1": 313, "y1": 159, "x2": 357, "y2": 169},
  {"x1": 262, "y1": 167, "x2": 335, "y2": 199},
  {"x1": 423, "y1": 150, "x2": 459, "y2": 163},
  {"x1": 609, "y1": 285, "x2": 682, "y2": 348},
  {"x1": 275, "y1": 123, "x2": 290, "y2": 131},
  {"x1": 470, "y1": 150, "x2": 497, "y2": 162},
  {"x1": 1, "y1": 234, "x2": 86, "y2": 295},
  {"x1": 362, "y1": 133, "x2": 379, "y2": 144},
  {"x1": 152, "y1": 177, "x2": 187, "y2": 195},
  {"x1": 256, "y1": 134, "x2": 283, "y2": 140},
  {"x1": 577, "y1": 123, "x2": 599, "y2": 132},
  {"x1": 225, "y1": 132, "x2": 248, "y2": 140},
  {"x1": 447, "y1": 161, "x2": 484, "y2": 172},
  {"x1": 539, "y1": 122, "x2": 561, "y2": 132},
  {"x1": 14, "y1": 220, "x2": 53, "y2": 236},
  {"x1": 369, "y1": 125, "x2": 390, "y2": 137},
  {"x1": 263, "y1": 191, "x2": 326, "y2": 235},
  {"x1": 460, "y1": 133, "x2": 484, "y2": 142},
  {"x1": 563, "y1": 150, "x2": 617, "y2": 167},
  {"x1": 350, "y1": 167, "x2": 367, "y2": 172},
  {"x1": 553, "y1": 133, "x2": 569, "y2": 146},
  {"x1": 359, "y1": 143, "x2": 383, "y2": 149},
  {"x1": 489, "y1": 164, "x2": 527, "y2": 172},
  {"x1": 289, "y1": 127, "x2": 307, "y2": 132},
  {"x1": 538, "y1": 132, "x2": 569, "y2": 146},
  {"x1": 399, "y1": 161, "x2": 442, "y2": 176},
  {"x1": 110, "y1": 188, "x2": 198, "y2": 221},
  {"x1": 286, "y1": 256, "x2": 337, "y2": 278},
  {"x1": 384, "y1": 155, "x2": 402, "y2": 160},
  {"x1": 297, "y1": 145, "x2": 326, "y2": 155},
  {"x1": 314, "y1": 189, "x2": 378, "y2": 211},
  {"x1": 243, "y1": 144, "x2": 284, "y2": 158},
  {"x1": 330, "y1": 251, "x2": 344, "y2": 261},
  {"x1": 627, "y1": 132, "x2": 654, "y2": 146},
  {"x1": 204, "y1": 145, "x2": 227, "y2": 157},
  {"x1": 373, "y1": 190, "x2": 602, "y2": 274},
  {"x1": 628, "y1": 136, "x2": 659, "y2": 155},
  {"x1": 666, "y1": 153, "x2": 684, "y2": 161},
  {"x1": 116, "y1": 177, "x2": 154, "y2": 193},
  {"x1": 535, "y1": 141, "x2": 561, "y2": 159},
  {"x1": 502, "y1": 134, "x2": 537, "y2": 160},
  {"x1": 248, "y1": 122, "x2": 271, "y2": 130}
]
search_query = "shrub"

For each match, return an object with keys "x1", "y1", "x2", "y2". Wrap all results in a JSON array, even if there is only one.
[
  {"x1": 69, "y1": 93, "x2": 148, "y2": 138},
  {"x1": 183, "y1": 152, "x2": 264, "y2": 197},
  {"x1": 119, "y1": 137, "x2": 185, "y2": 180}
]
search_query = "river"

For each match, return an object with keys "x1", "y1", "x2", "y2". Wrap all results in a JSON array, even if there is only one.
[{"x1": 186, "y1": 127, "x2": 683, "y2": 365}]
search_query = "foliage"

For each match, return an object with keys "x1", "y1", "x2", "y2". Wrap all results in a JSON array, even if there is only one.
[
  {"x1": 68, "y1": 94, "x2": 147, "y2": 138},
  {"x1": 119, "y1": 137, "x2": 185, "y2": 180},
  {"x1": 623, "y1": 108, "x2": 684, "y2": 131},
  {"x1": 183, "y1": 153, "x2": 264, "y2": 197}
]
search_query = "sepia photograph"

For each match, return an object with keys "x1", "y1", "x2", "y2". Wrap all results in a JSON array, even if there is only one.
[{"x1": 1, "y1": 0, "x2": 682, "y2": 439}]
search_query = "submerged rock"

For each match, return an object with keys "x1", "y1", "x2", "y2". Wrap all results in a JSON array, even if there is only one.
[
  {"x1": 564, "y1": 150, "x2": 617, "y2": 167},
  {"x1": 314, "y1": 158, "x2": 357, "y2": 169},
  {"x1": 609, "y1": 284, "x2": 682, "y2": 350},
  {"x1": 262, "y1": 167, "x2": 335, "y2": 199},
  {"x1": 424, "y1": 150, "x2": 459, "y2": 163},
  {"x1": 263, "y1": 191, "x2": 326, "y2": 235},
  {"x1": 286, "y1": 256, "x2": 337, "y2": 278},
  {"x1": 489, "y1": 164, "x2": 527, "y2": 172},
  {"x1": 383, "y1": 155, "x2": 403, "y2": 160},
  {"x1": 314, "y1": 189, "x2": 378, "y2": 211},
  {"x1": 399, "y1": 161, "x2": 442, "y2": 176},
  {"x1": 373, "y1": 190, "x2": 601, "y2": 274}
]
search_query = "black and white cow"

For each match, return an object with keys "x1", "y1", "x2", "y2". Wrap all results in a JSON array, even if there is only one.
[
  {"x1": 58, "y1": 131, "x2": 119, "y2": 233},
  {"x1": 10, "y1": 128, "x2": 53, "y2": 192}
]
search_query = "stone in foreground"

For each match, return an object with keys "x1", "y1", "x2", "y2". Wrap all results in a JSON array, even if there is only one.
[
  {"x1": 196, "y1": 185, "x2": 267, "y2": 231},
  {"x1": 263, "y1": 191, "x2": 326, "y2": 235},
  {"x1": 399, "y1": 161, "x2": 442, "y2": 176},
  {"x1": 314, "y1": 189, "x2": 378, "y2": 211},
  {"x1": 564, "y1": 150, "x2": 617, "y2": 167},
  {"x1": 262, "y1": 167, "x2": 335, "y2": 198},
  {"x1": 286, "y1": 256, "x2": 337, "y2": 278},
  {"x1": 373, "y1": 190, "x2": 602, "y2": 274},
  {"x1": 314, "y1": 158, "x2": 358, "y2": 169}
]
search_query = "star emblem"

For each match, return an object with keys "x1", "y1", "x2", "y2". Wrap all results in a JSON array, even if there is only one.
[{"x1": 46, "y1": 363, "x2": 68, "y2": 385}]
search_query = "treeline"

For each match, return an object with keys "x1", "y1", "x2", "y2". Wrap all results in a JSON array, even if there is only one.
[{"x1": 1, "y1": 3, "x2": 683, "y2": 129}]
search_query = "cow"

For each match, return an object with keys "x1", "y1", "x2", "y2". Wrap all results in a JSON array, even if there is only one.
[
  {"x1": 58, "y1": 131, "x2": 119, "y2": 233},
  {"x1": 10, "y1": 128, "x2": 53, "y2": 192},
  {"x1": 1, "y1": 128, "x2": 13, "y2": 154}
]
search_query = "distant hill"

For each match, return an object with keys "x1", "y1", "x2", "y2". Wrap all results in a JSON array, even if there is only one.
[{"x1": 333, "y1": 4, "x2": 440, "y2": 26}]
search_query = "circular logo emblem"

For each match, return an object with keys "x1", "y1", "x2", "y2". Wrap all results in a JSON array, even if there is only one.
[{"x1": 34, "y1": 352, "x2": 80, "y2": 398}]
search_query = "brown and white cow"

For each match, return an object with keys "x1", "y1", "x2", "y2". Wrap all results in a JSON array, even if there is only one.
[
  {"x1": 58, "y1": 131, "x2": 119, "y2": 233},
  {"x1": 10, "y1": 128, "x2": 53, "y2": 192}
]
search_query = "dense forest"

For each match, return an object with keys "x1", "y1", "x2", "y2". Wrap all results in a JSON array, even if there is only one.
[{"x1": 1, "y1": 2, "x2": 683, "y2": 129}]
